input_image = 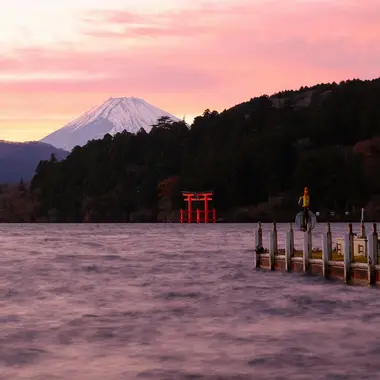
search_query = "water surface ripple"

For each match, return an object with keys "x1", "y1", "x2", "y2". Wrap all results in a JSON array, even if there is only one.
[{"x1": 0, "y1": 223, "x2": 379, "y2": 379}]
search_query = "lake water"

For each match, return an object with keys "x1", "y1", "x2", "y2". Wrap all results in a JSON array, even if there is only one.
[{"x1": 1, "y1": 223, "x2": 380, "y2": 380}]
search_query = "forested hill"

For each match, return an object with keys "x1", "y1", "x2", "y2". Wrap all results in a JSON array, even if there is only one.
[{"x1": 27, "y1": 77, "x2": 380, "y2": 222}]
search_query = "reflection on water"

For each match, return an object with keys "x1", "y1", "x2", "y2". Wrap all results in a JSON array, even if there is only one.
[{"x1": 0, "y1": 223, "x2": 380, "y2": 380}]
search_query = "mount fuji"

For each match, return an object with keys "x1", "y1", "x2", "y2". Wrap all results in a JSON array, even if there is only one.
[{"x1": 40, "y1": 97, "x2": 181, "y2": 151}]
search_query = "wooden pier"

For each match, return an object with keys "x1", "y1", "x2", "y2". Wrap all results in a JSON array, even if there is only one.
[{"x1": 254, "y1": 222, "x2": 380, "y2": 286}]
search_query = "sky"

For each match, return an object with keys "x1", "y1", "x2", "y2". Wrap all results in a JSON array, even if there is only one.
[{"x1": 1, "y1": 0, "x2": 380, "y2": 142}]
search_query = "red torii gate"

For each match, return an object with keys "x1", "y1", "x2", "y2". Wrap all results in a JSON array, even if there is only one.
[{"x1": 180, "y1": 191, "x2": 216, "y2": 223}]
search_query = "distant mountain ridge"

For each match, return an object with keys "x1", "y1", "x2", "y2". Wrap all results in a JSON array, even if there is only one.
[
  {"x1": 40, "y1": 97, "x2": 181, "y2": 151},
  {"x1": 0, "y1": 141, "x2": 68, "y2": 183}
]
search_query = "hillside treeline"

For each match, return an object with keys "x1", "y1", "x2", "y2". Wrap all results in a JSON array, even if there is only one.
[{"x1": 11, "y1": 77, "x2": 380, "y2": 222}]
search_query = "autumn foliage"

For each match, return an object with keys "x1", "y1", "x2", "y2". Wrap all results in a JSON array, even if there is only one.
[{"x1": 158, "y1": 176, "x2": 180, "y2": 199}]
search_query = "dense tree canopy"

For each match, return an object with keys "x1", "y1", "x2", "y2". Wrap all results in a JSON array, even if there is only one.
[{"x1": 26, "y1": 77, "x2": 380, "y2": 222}]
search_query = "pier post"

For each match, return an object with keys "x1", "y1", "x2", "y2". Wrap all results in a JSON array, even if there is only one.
[
  {"x1": 367, "y1": 223, "x2": 378, "y2": 286},
  {"x1": 343, "y1": 223, "x2": 354, "y2": 284},
  {"x1": 254, "y1": 222, "x2": 263, "y2": 268},
  {"x1": 269, "y1": 222, "x2": 277, "y2": 270},
  {"x1": 254, "y1": 222, "x2": 263, "y2": 247},
  {"x1": 322, "y1": 223, "x2": 332, "y2": 278},
  {"x1": 285, "y1": 223, "x2": 294, "y2": 272},
  {"x1": 303, "y1": 226, "x2": 312, "y2": 273},
  {"x1": 360, "y1": 208, "x2": 366, "y2": 238}
]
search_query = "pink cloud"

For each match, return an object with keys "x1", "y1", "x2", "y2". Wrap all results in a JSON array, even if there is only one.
[
  {"x1": 3, "y1": 1, "x2": 380, "y2": 82},
  {"x1": 1, "y1": 0, "x2": 380, "y2": 140}
]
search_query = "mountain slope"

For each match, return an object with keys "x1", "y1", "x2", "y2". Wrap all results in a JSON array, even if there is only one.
[
  {"x1": 0, "y1": 141, "x2": 69, "y2": 183},
  {"x1": 40, "y1": 97, "x2": 181, "y2": 151}
]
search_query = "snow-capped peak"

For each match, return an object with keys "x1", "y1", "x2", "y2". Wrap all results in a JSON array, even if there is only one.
[
  {"x1": 40, "y1": 97, "x2": 181, "y2": 151},
  {"x1": 64, "y1": 96, "x2": 179, "y2": 134}
]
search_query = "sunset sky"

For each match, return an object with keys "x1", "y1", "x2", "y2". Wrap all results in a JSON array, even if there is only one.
[{"x1": 1, "y1": 0, "x2": 379, "y2": 141}]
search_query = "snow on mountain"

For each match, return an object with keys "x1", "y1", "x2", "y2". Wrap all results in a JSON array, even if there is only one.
[{"x1": 40, "y1": 97, "x2": 181, "y2": 151}]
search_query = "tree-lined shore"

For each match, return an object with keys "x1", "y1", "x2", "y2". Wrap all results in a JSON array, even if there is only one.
[{"x1": 3, "y1": 78, "x2": 380, "y2": 223}]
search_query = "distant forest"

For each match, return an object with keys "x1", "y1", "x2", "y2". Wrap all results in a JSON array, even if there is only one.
[{"x1": 4, "y1": 77, "x2": 380, "y2": 222}]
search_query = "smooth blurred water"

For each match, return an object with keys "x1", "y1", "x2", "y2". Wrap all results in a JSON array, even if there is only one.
[{"x1": 1, "y1": 223, "x2": 380, "y2": 380}]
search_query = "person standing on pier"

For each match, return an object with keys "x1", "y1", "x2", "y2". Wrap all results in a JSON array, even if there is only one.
[{"x1": 298, "y1": 187, "x2": 310, "y2": 231}]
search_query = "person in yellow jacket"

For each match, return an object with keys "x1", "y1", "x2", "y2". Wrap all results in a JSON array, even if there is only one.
[{"x1": 298, "y1": 187, "x2": 310, "y2": 231}]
